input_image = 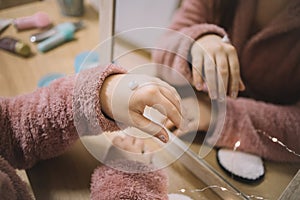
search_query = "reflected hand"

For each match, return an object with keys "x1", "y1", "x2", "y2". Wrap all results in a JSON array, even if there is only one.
[
  {"x1": 190, "y1": 34, "x2": 245, "y2": 99},
  {"x1": 165, "y1": 93, "x2": 211, "y2": 136},
  {"x1": 100, "y1": 74, "x2": 187, "y2": 143}
]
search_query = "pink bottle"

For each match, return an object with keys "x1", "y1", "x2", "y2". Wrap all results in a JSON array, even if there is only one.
[{"x1": 14, "y1": 12, "x2": 52, "y2": 30}]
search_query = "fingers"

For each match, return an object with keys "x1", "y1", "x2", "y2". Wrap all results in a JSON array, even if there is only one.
[
  {"x1": 157, "y1": 83, "x2": 182, "y2": 113},
  {"x1": 216, "y1": 53, "x2": 229, "y2": 96},
  {"x1": 191, "y1": 35, "x2": 245, "y2": 99},
  {"x1": 192, "y1": 54, "x2": 204, "y2": 91},
  {"x1": 239, "y1": 78, "x2": 246, "y2": 91},
  {"x1": 112, "y1": 135, "x2": 144, "y2": 153},
  {"x1": 151, "y1": 94, "x2": 184, "y2": 132},
  {"x1": 128, "y1": 80, "x2": 187, "y2": 142},
  {"x1": 196, "y1": 48, "x2": 243, "y2": 99},
  {"x1": 137, "y1": 82, "x2": 186, "y2": 131},
  {"x1": 227, "y1": 46, "x2": 241, "y2": 98},
  {"x1": 173, "y1": 120, "x2": 198, "y2": 137},
  {"x1": 131, "y1": 112, "x2": 169, "y2": 143},
  {"x1": 204, "y1": 55, "x2": 218, "y2": 99},
  {"x1": 164, "y1": 119, "x2": 176, "y2": 131},
  {"x1": 158, "y1": 87, "x2": 188, "y2": 130},
  {"x1": 112, "y1": 136, "x2": 134, "y2": 149}
]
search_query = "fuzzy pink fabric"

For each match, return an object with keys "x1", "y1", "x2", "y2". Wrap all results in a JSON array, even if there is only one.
[
  {"x1": 73, "y1": 65, "x2": 126, "y2": 136},
  {"x1": 0, "y1": 65, "x2": 126, "y2": 199},
  {"x1": 0, "y1": 156, "x2": 32, "y2": 200},
  {"x1": 208, "y1": 98, "x2": 300, "y2": 162},
  {"x1": 90, "y1": 160, "x2": 168, "y2": 200},
  {"x1": 152, "y1": 0, "x2": 300, "y2": 162}
]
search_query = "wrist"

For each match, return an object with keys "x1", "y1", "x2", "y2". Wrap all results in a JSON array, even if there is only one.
[{"x1": 99, "y1": 74, "x2": 120, "y2": 119}]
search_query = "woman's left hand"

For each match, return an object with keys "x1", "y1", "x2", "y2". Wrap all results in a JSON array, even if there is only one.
[{"x1": 100, "y1": 74, "x2": 187, "y2": 143}]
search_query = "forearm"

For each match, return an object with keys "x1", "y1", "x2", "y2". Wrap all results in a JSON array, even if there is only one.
[
  {"x1": 208, "y1": 98, "x2": 300, "y2": 162},
  {"x1": 0, "y1": 75, "x2": 78, "y2": 169},
  {"x1": 0, "y1": 65, "x2": 126, "y2": 169}
]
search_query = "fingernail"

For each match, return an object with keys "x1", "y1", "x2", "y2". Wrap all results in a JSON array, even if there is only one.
[
  {"x1": 195, "y1": 83, "x2": 202, "y2": 91},
  {"x1": 239, "y1": 80, "x2": 246, "y2": 91},
  {"x1": 158, "y1": 134, "x2": 168, "y2": 143},
  {"x1": 210, "y1": 92, "x2": 218, "y2": 100},
  {"x1": 231, "y1": 91, "x2": 237, "y2": 98},
  {"x1": 202, "y1": 84, "x2": 208, "y2": 91}
]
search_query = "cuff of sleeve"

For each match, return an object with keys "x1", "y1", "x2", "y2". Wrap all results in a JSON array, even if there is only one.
[
  {"x1": 206, "y1": 98, "x2": 253, "y2": 146},
  {"x1": 73, "y1": 64, "x2": 127, "y2": 136},
  {"x1": 181, "y1": 23, "x2": 227, "y2": 40},
  {"x1": 206, "y1": 98, "x2": 263, "y2": 155}
]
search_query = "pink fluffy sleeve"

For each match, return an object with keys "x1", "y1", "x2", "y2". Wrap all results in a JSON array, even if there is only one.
[
  {"x1": 152, "y1": 0, "x2": 227, "y2": 85},
  {"x1": 0, "y1": 64, "x2": 126, "y2": 169},
  {"x1": 208, "y1": 98, "x2": 300, "y2": 162}
]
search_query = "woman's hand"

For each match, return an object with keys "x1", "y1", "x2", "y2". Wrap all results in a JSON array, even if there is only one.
[
  {"x1": 191, "y1": 34, "x2": 245, "y2": 99},
  {"x1": 100, "y1": 74, "x2": 186, "y2": 143}
]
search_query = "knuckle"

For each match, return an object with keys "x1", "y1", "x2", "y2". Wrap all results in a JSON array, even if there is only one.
[
  {"x1": 205, "y1": 66, "x2": 215, "y2": 74},
  {"x1": 230, "y1": 66, "x2": 240, "y2": 75},
  {"x1": 214, "y1": 44, "x2": 224, "y2": 52},
  {"x1": 170, "y1": 106, "x2": 178, "y2": 115},
  {"x1": 231, "y1": 80, "x2": 239, "y2": 88},
  {"x1": 191, "y1": 44, "x2": 204, "y2": 54},
  {"x1": 219, "y1": 67, "x2": 229, "y2": 77},
  {"x1": 192, "y1": 57, "x2": 202, "y2": 65},
  {"x1": 218, "y1": 64, "x2": 228, "y2": 70},
  {"x1": 144, "y1": 85, "x2": 160, "y2": 96},
  {"x1": 226, "y1": 45, "x2": 236, "y2": 53}
]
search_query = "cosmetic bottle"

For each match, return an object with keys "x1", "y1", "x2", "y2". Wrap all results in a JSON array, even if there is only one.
[
  {"x1": 0, "y1": 19, "x2": 13, "y2": 33},
  {"x1": 30, "y1": 21, "x2": 83, "y2": 43},
  {"x1": 37, "y1": 27, "x2": 74, "y2": 52},
  {"x1": 0, "y1": 37, "x2": 31, "y2": 57},
  {"x1": 14, "y1": 12, "x2": 51, "y2": 30}
]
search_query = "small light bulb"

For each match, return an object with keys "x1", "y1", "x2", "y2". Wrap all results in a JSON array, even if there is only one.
[{"x1": 180, "y1": 188, "x2": 186, "y2": 193}]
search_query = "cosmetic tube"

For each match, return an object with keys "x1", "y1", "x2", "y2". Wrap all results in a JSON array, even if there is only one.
[
  {"x1": 0, "y1": 37, "x2": 31, "y2": 57},
  {"x1": 37, "y1": 27, "x2": 74, "y2": 52}
]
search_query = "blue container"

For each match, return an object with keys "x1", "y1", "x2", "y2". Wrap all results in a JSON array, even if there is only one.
[
  {"x1": 38, "y1": 73, "x2": 65, "y2": 87},
  {"x1": 74, "y1": 51, "x2": 99, "y2": 73}
]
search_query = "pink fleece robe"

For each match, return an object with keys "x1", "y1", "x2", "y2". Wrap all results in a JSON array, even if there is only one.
[
  {"x1": 152, "y1": 0, "x2": 300, "y2": 162},
  {"x1": 0, "y1": 65, "x2": 126, "y2": 199},
  {"x1": 90, "y1": 160, "x2": 168, "y2": 200}
]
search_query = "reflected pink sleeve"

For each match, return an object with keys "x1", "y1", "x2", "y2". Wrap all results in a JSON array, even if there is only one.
[{"x1": 208, "y1": 98, "x2": 300, "y2": 162}]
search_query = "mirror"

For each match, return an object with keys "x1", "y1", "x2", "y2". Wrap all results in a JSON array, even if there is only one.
[{"x1": 98, "y1": 1, "x2": 300, "y2": 199}]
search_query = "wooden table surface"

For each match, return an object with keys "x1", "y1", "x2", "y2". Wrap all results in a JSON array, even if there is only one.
[{"x1": 1, "y1": 1, "x2": 299, "y2": 200}]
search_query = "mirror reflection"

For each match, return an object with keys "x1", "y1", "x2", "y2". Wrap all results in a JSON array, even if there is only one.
[{"x1": 111, "y1": 0, "x2": 300, "y2": 199}]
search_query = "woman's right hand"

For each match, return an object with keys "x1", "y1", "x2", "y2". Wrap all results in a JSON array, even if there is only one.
[
  {"x1": 190, "y1": 34, "x2": 245, "y2": 99},
  {"x1": 99, "y1": 74, "x2": 187, "y2": 143}
]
